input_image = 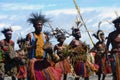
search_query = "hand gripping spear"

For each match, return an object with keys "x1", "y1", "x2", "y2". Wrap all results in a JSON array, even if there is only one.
[{"x1": 73, "y1": 0, "x2": 94, "y2": 47}]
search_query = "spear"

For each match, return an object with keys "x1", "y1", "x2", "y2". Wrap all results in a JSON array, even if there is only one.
[
  {"x1": 73, "y1": 0, "x2": 94, "y2": 47},
  {"x1": 47, "y1": 22, "x2": 54, "y2": 32}
]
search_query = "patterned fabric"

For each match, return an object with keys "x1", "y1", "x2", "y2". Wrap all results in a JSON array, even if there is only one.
[
  {"x1": 40, "y1": 66, "x2": 62, "y2": 80},
  {"x1": 33, "y1": 59, "x2": 62, "y2": 80},
  {"x1": 55, "y1": 59, "x2": 71, "y2": 74}
]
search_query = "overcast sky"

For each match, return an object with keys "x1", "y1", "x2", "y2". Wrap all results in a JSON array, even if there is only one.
[{"x1": 0, "y1": 0, "x2": 120, "y2": 50}]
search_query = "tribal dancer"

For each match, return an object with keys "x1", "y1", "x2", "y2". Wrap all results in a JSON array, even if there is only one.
[
  {"x1": 54, "y1": 32, "x2": 72, "y2": 80},
  {"x1": 69, "y1": 28, "x2": 90, "y2": 80},
  {"x1": 26, "y1": 12, "x2": 62, "y2": 80},
  {"x1": 0, "y1": 28, "x2": 16, "y2": 80},
  {"x1": 93, "y1": 30, "x2": 106, "y2": 80},
  {"x1": 15, "y1": 38, "x2": 28, "y2": 80},
  {"x1": 106, "y1": 17, "x2": 120, "y2": 80}
]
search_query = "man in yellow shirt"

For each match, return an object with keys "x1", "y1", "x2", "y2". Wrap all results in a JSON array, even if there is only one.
[{"x1": 26, "y1": 12, "x2": 50, "y2": 80}]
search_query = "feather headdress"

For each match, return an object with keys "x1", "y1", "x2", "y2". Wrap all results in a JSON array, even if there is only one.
[
  {"x1": 93, "y1": 30, "x2": 104, "y2": 41},
  {"x1": 1, "y1": 27, "x2": 12, "y2": 34},
  {"x1": 27, "y1": 12, "x2": 49, "y2": 25}
]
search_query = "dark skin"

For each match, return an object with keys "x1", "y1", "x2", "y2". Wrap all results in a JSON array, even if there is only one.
[
  {"x1": 27, "y1": 22, "x2": 42, "y2": 48},
  {"x1": 26, "y1": 21, "x2": 47, "y2": 50},
  {"x1": 0, "y1": 32, "x2": 14, "y2": 62},
  {"x1": 26, "y1": 21, "x2": 52, "y2": 80},
  {"x1": 0, "y1": 31, "x2": 16, "y2": 79},
  {"x1": 69, "y1": 29, "x2": 89, "y2": 80},
  {"x1": 69, "y1": 29, "x2": 83, "y2": 48},
  {"x1": 0, "y1": 32, "x2": 14, "y2": 52},
  {"x1": 95, "y1": 34, "x2": 106, "y2": 80},
  {"x1": 96, "y1": 34, "x2": 106, "y2": 53},
  {"x1": 106, "y1": 22, "x2": 120, "y2": 80},
  {"x1": 5, "y1": 33, "x2": 12, "y2": 42},
  {"x1": 106, "y1": 23, "x2": 120, "y2": 52},
  {"x1": 33, "y1": 21, "x2": 43, "y2": 35},
  {"x1": 54, "y1": 37, "x2": 66, "y2": 60}
]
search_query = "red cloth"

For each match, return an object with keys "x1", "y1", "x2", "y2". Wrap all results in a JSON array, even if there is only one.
[{"x1": 17, "y1": 66, "x2": 27, "y2": 79}]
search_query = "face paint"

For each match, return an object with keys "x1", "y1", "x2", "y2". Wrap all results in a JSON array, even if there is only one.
[{"x1": 5, "y1": 31, "x2": 12, "y2": 35}]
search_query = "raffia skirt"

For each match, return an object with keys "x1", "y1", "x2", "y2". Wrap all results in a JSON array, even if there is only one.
[{"x1": 55, "y1": 59, "x2": 72, "y2": 74}]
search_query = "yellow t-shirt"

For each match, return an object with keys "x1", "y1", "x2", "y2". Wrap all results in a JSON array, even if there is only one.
[{"x1": 34, "y1": 33, "x2": 44, "y2": 59}]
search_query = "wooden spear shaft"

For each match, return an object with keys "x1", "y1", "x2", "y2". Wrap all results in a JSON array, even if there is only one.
[
  {"x1": 47, "y1": 22, "x2": 54, "y2": 32},
  {"x1": 73, "y1": 0, "x2": 94, "y2": 47}
]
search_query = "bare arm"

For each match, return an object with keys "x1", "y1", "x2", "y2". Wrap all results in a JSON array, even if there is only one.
[
  {"x1": 53, "y1": 45, "x2": 58, "y2": 54},
  {"x1": 106, "y1": 34, "x2": 111, "y2": 51}
]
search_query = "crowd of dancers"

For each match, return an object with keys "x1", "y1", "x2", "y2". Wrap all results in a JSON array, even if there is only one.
[{"x1": 0, "y1": 12, "x2": 120, "y2": 80}]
